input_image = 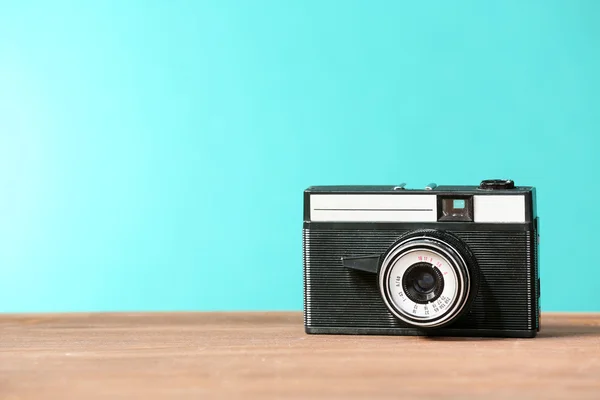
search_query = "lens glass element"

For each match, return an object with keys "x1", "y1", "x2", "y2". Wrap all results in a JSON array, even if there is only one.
[
  {"x1": 416, "y1": 272, "x2": 434, "y2": 292},
  {"x1": 402, "y1": 262, "x2": 444, "y2": 303}
]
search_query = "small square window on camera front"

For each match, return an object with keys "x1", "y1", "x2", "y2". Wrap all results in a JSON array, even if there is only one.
[{"x1": 438, "y1": 196, "x2": 473, "y2": 222}]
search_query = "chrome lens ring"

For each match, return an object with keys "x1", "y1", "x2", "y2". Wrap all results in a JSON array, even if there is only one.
[{"x1": 379, "y1": 234, "x2": 473, "y2": 328}]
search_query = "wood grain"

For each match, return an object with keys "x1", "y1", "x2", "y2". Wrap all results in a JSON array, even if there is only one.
[{"x1": 1, "y1": 312, "x2": 599, "y2": 400}]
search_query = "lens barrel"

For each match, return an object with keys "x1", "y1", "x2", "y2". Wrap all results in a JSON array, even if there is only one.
[{"x1": 378, "y1": 230, "x2": 478, "y2": 329}]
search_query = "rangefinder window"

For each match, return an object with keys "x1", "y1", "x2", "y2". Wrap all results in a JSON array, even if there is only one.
[{"x1": 438, "y1": 195, "x2": 473, "y2": 222}]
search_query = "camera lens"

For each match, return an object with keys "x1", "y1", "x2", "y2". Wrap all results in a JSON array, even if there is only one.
[
  {"x1": 378, "y1": 230, "x2": 479, "y2": 329},
  {"x1": 402, "y1": 263, "x2": 444, "y2": 303}
]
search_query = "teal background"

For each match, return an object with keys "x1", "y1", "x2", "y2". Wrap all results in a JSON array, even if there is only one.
[{"x1": 1, "y1": 1, "x2": 599, "y2": 313}]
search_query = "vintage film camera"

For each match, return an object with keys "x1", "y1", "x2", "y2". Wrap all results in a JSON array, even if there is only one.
[{"x1": 302, "y1": 179, "x2": 540, "y2": 338}]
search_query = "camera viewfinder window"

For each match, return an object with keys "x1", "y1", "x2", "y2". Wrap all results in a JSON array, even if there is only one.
[
  {"x1": 453, "y1": 199, "x2": 466, "y2": 209},
  {"x1": 438, "y1": 196, "x2": 473, "y2": 222}
]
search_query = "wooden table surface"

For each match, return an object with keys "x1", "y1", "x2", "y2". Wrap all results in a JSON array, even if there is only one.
[{"x1": 1, "y1": 312, "x2": 599, "y2": 400}]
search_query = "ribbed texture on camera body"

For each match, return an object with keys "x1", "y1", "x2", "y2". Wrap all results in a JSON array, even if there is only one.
[{"x1": 303, "y1": 227, "x2": 538, "y2": 334}]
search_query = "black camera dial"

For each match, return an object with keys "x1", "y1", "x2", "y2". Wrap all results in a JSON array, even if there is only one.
[{"x1": 479, "y1": 179, "x2": 515, "y2": 190}]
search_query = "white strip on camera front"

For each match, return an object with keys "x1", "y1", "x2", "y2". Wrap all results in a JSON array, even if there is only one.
[
  {"x1": 310, "y1": 193, "x2": 527, "y2": 223},
  {"x1": 310, "y1": 194, "x2": 438, "y2": 222},
  {"x1": 473, "y1": 195, "x2": 526, "y2": 223}
]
